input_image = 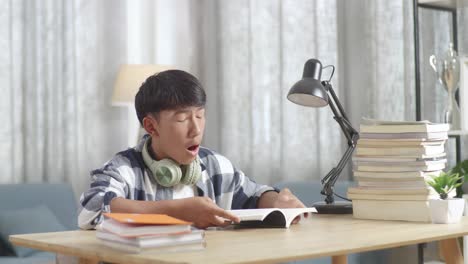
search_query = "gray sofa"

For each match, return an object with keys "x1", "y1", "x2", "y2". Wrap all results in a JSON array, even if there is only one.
[
  {"x1": 274, "y1": 180, "x2": 391, "y2": 264},
  {"x1": 0, "y1": 184, "x2": 78, "y2": 264}
]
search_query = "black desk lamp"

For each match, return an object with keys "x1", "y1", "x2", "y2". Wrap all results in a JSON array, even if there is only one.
[{"x1": 287, "y1": 58, "x2": 359, "y2": 214}]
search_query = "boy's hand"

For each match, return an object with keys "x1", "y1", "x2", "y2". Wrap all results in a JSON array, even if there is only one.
[
  {"x1": 169, "y1": 197, "x2": 240, "y2": 229},
  {"x1": 258, "y1": 188, "x2": 307, "y2": 225},
  {"x1": 272, "y1": 188, "x2": 306, "y2": 209}
]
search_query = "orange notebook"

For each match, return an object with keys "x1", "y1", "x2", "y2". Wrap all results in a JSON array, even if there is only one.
[
  {"x1": 103, "y1": 213, "x2": 191, "y2": 226},
  {"x1": 100, "y1": 213, "x2": 192, "y2": 237}
]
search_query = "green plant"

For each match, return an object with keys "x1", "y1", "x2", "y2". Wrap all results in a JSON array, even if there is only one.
[
  {"x1": 426, "y1": 171, "x2": 464, "y2": 199},
  {"x1": 451, "y1": 160, "x2": 468, "y2": 197}
]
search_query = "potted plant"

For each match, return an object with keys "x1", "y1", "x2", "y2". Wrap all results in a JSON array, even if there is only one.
[
  {"x1": 451, "y1": 160, "x2": 468, "y2": 197},
  {"x1": 452, "y1": 160, "x2": 468, "y2": 217},
  {"x1": 427, "y1": 171, "x2": 465, "y2": 224}
]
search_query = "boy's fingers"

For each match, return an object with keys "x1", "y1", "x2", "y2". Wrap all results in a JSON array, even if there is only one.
[
  {"x1": 213, "y1": 207, "x2": 240, "y2": 223},
  {"x1": 292, "y1": 216, "x2": 300, "y2": 224},
  {"x1": 212, "y1": 216, "x2": 232, "y2": 227},
  {"x1": 296, "y1": 199, "x2": 306, "y2": 208}
]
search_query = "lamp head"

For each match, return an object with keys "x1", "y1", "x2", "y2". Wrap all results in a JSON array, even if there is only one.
[{"x1": 287, "y1": 59, "x2": 329, "y2": 107}]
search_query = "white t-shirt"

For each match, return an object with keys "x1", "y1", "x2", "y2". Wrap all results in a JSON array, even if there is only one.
[{"x1": 172, "y1": 184, "x2": 197, "y2": 199}]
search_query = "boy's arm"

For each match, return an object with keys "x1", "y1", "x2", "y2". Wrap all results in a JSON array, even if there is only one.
[
  {"x1": 77, "y1": 163, "x2": 129, "y2": 230},
  {"x1": 229, "y1": 167, "x2": 305, "y2": 210},
  {"x1": 78, "y1": 162, "x2": 239, "y2": 230},
  {"x1": 257, "y1": 188, "x2": 306, "y2": 209},
  {"x1": 110, "y1": 197, "x2": 239, "y2": 229},
  {"x1": 230, "y1": 168, "x2": 278, "y2": 209},
  {"x1": 109, "y1": 197, "x2": 174, "y2": 214},
  {"x1": 257, "y1": 188, "x2": 307, "y2": 225}
]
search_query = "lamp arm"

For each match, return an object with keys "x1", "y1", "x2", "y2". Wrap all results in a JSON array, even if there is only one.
[
  {"x1": 321, "y1": 135, "x2": 359, "y2": 203},
  {"x1": 324, "y1": 81, "x2": 359, "y2": 143},
  {"x1": 320, "y1": 82, "x2": 360, "y2": 204}
]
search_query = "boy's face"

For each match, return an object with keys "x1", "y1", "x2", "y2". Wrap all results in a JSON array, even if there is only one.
[{"x1": 146, "y1": 106, "x2": 205, "y2": 165}]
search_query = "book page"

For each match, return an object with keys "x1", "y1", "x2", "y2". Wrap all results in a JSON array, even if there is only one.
[
  {"x1": 228, "y1": 208, "x2": 317, "y2": 228},
  {"x1": 359, "y1": 132, "x2": 448, "y2": 140},
  {"x1": 279, "y1": 208, "x2": 317, "y2": 228},
  {"x1": 228, "y1": 209, "x2": 276, "y2": 221},
  {"x1": 99, "y1": 218, "x2": 191, "y2": 237},
  {"x1": 361, "y1": 117, "x2": 431, "y2": 125}
]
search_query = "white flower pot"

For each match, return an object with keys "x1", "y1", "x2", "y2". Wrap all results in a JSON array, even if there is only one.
[{"x1": 429, "y1": 198, "x2": 465, "y2": 224}]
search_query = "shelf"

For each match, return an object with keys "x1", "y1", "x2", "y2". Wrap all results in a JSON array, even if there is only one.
[
  {"x1": 418, "y1": 0, "x2": 467, "y2": 9},
  {"x1": 414, "y1": 0, "x2": 464, "y2": 164},
  {"x1": 448, "y1": 130, "x2": 468, "y2": 136}
]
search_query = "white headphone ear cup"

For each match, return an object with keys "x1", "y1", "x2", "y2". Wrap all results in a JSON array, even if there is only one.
[
  {"x1": 152, "y1": 159, "x2": 182, "y2": 187},
  {"x1": 181, "y1": 156, "x2": 202, "y2": 185},
  {"x1": 141, "y1": 138, "x2": 183, "y2": 187}
]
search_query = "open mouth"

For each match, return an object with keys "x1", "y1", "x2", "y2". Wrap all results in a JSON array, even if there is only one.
[{"x1": 187, "y1": 145, "x2": 199, "y2": 152}]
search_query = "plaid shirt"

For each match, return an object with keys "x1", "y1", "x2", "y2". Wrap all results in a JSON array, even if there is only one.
[{"x1": 78, "y1": 135, "x2": 276, "y2": 229}]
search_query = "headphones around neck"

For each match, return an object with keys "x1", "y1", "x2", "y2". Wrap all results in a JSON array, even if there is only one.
[{"x1": 141, "y1": 138, "x2": 202, "y2": 187}]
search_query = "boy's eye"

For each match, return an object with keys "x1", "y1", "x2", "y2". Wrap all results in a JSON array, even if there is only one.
[{"x1": 175, "y1": 114, "x2": 188, "y2": 121}]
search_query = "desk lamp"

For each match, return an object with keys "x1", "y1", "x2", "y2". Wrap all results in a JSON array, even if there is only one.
[{"x1": 287, "y1": 58, "x2": 359, "y2": 214}]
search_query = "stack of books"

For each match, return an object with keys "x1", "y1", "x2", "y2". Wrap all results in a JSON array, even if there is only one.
[
  {"x1": 349, "y1": 119, "x2": 451, "y2": 222},
  {"x1": 96, "y1": 213, "x2": 205, "y2": 253}
]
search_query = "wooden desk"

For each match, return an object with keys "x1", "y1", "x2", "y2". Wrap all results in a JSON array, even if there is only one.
[{"x1": 10, "y1": 214, "x2": 468, "y2": 264}]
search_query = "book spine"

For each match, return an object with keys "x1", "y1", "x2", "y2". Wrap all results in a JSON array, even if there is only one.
[{"x1": 352, "y1": 200, "x2": 431, "y2": 222}]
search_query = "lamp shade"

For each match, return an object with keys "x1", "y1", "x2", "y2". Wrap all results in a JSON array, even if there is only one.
[
  {"x1": 287, "y1": 59, "x2": 329, "y2": 108},
  {"x1": 111, "y1": 64, "x2": 173, "y2": 106}
]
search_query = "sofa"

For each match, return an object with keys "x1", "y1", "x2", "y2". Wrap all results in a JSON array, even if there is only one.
[
  {"x1": 274, "y1": 180, "x2": 395, "y2": 264},
  {"x1": 0, "y1": 183, "x2": 78, "y2": 264}
]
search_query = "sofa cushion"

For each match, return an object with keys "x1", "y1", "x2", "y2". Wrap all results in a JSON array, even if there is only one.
[
  {"x1": 0, "y1": 256, "x2": 55, "y2": 264},
  {"x1": 0, "y1": 251, "x2": 55, "y2": 264},
  {"x1": 0, "y1": 204, "x2": 67, "y2": 257},
  {"x1": 0, "y1": 184, "x2": 78, "y2": 230}
]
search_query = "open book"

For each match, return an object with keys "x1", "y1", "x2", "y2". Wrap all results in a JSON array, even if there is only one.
[{"x1": 227, "y1": 208, "x2": 316, "y2": 228}]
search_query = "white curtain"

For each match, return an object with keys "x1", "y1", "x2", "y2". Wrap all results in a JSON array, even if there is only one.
[
  {"x1": 215, "y1": 0, "x2": 341, "y2": 184},
  {"x1": 1, "y1": 0, "x2": 467, "y2": 195},
  {"x1": 185, "y1": 0, "x2": 343, "y2": 185},
  {"x1": 193, "y1": 0, "x2": 467, "y2": 185},
  {"x1": 189, "y1": 0, "x2": 417, "y2": 185},
  {"x1": 0, "y1": 0, "x2": 129, "y2": 196}
]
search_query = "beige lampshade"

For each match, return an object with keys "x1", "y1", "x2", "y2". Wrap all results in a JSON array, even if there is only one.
[{"x1": 111, "y1": 64, "x2": 173, "y2": 106}]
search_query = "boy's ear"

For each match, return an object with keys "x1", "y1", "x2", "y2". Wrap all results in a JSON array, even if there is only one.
[{"x1": 142, "y1": 116, "x2": 160, "y2": 137}]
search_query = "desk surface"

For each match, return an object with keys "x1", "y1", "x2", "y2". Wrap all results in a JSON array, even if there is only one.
[{"x1": 10, "y1": 214, "x2": 468, "y2": 264}]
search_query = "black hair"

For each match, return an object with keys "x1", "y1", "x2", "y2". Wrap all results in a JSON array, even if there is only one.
[{"x1": 135, "y1": 70, "x2": 207, "y2": 125}]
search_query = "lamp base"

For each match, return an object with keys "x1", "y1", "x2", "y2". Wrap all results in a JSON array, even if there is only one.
[{"x1": 313, "y1": 201, "x2": 353, "y2": 214}]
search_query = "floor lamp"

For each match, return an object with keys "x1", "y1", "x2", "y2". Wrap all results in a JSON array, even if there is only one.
[{"x1": 112, "y1": 64, "x2": 173, "y2": 147}]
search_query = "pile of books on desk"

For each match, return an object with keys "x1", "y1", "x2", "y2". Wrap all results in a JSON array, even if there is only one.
[
  {"x1": 349, "y1": 119, "x2": 451, "y2": 222},
  {"x1": 96, "y1": 213, "x2": 205, "y2": 253}
]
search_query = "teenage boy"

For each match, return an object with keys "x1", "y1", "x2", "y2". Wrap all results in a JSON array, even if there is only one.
[{"x1": 78, "y1": 70, "x2": 306, "y2": 229}]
